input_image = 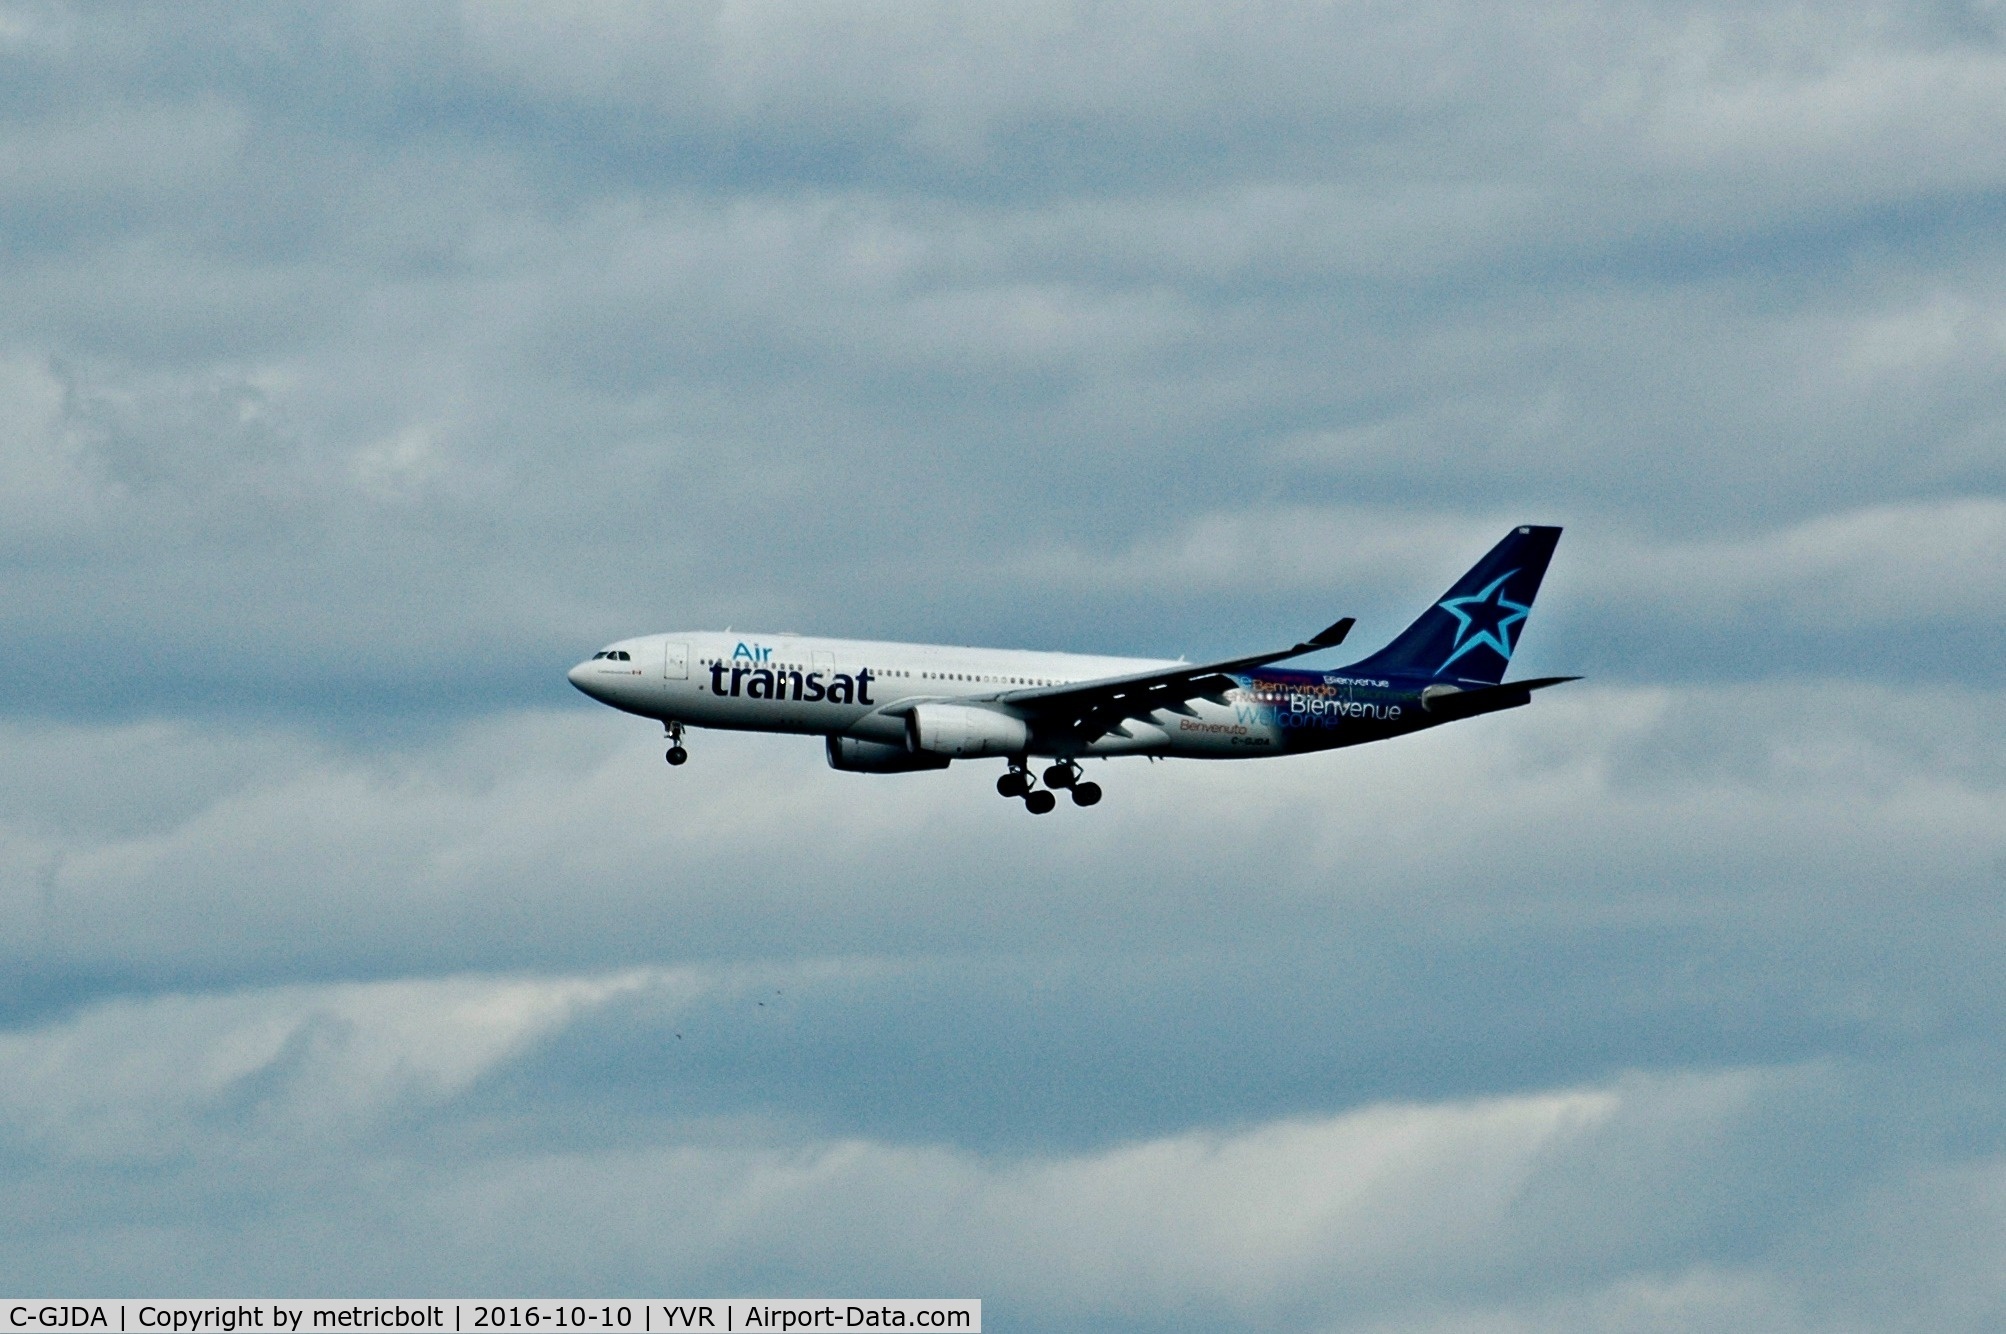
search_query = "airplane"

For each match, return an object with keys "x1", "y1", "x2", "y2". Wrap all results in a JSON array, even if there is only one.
[{"x1": 567, "y1": 525, "x2": 1573, "y2": 813}]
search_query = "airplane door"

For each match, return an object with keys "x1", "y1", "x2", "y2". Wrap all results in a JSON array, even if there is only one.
[{"x1": 664, "y1": 642, "x2": 688, "y2": 680}]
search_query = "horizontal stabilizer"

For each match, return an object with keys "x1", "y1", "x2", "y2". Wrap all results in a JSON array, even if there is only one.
[{"x1": 1420, "y1": 675, "x2": 1580, "y2": 718}]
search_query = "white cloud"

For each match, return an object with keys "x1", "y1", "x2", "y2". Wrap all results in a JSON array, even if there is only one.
[
  {"x1": 445, "y1": 1, "x2": 2006, "y2": 225},
  {"x1": 0, "y1": 96, "x2": 247, "y2": 216},
  {"x1": 0, "y1": 966, "x2": 1595, "y2": 1299},
  {"x1": 1018, "y1": 497, "x2": 2006, "y2": 646},
  {"x1": 0, "y1": 352, "x2": 105, "y2": 541},
  {"x1": 1, "y1": 967, "x2": 1999, "y2": 1327},
  {"x1": 0, "y1": 969, "x2": 668, "y2": 1157},
  {"x1": 1620, "y1": 15, "x2": 2006, "y2": 190},
  {"x1": 3, "y1": 674, "x2": 2001, "y2": 996},
  {"x1": 1600, "y1": 497, "x2": 2006, "y2": 625},
  {"x1": 5, "y1": 3, "x2": 2006, "y2": 1318},
  {"x1": 7, "y1": 3, "x2": 2006, "y2": 695}
]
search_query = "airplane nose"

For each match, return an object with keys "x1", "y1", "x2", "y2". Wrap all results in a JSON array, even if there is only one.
[{"x1": 567, "y1": 660, "x2": 595, "y2": 694}]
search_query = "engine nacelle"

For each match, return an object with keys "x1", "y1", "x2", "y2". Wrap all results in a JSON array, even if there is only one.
[
  {"x1": 905, "y1": 703, "x2": 1031, "y2": 758},
  {"x1": 826, "y1": 735, "x2": 952, "y2": 773}
]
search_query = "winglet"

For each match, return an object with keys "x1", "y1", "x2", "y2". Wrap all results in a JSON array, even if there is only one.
[{"x1": 1307, "y1": 617, "x2": 1354, "y2": 649}]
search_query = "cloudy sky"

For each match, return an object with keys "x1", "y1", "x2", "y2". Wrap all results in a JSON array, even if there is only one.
[{"x1": 3, "y1": 1, "x2": 2005, "y2": 1327}]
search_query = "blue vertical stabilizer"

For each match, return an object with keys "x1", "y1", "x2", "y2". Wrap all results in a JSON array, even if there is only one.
[{"x1": 1339, "y1": 526, "x2": 1562, "y2": 684}]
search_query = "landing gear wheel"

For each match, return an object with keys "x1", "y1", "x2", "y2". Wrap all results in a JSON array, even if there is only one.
[
  {"x1": 1024, "y1": 789, "x2": 1058, "y2": 815},
  {"x1": 997, "y1": 770, "x2": 1032, "y2": 798},
  {"x1": 665, "y1": 746, "x2": 688, "y2": 766},
  {"x1": 1042, "y1": 762, "x2": 1079, "y2": 789},
  {"x1": 1070, "y1": 781, "x2": 1102, "y2": 807}
]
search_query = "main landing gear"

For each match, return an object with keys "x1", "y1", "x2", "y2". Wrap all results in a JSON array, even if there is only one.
[
  {"x1": 1043, "y1": 761, "x2": 1102, "y2": 807},
  {"x1": 664, "y1": 722, "x2": 688, "y2": 766},
  {"x1": 998, "y1": 758, "x2": 1101, "y2": 813}
]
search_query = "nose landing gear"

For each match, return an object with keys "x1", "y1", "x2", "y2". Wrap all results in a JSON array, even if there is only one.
[{"x1": 664, "y1": 722, "x2": 688, "y2": 766}]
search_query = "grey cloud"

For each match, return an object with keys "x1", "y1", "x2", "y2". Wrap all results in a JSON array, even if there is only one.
[
  {"x1": 1015, "y1": 498, "x2": 2006, "y2": 678},
  {"x1": 6, "y1": 2, "x2": 2006, "y2": 1319},
  {"x1": 0, "y1": 973, "x2": 2001, "y2": 1329},
  {"x1": 4, "y1": 684, "x2": 2001, "y2": 1123},
  {"x1": 4, "y1": 1, "x2": 2005, "y2": 716}
]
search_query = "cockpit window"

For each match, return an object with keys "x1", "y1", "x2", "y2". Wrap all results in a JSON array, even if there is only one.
[
  {"x1": 615, "y1": 650, "x2": 631, "y2": 661},
  {"x1": 592, "y1": 651, "x2": 608, "y2": 659}
]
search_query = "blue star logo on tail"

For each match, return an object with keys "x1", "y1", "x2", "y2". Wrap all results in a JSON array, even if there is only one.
[{"x1": 1436, "y1": 571, "x2": 1529, "y2": 673}]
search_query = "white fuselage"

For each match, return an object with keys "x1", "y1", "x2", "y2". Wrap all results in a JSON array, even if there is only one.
[{"x1": 567, "y1": 630, "x2": 1293, "y2": 759}]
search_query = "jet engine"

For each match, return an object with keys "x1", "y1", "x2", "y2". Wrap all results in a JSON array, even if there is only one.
[
  {"x1": 826, "y1": 736, "x2": 952, "y2": 773},
  {"x1": 905, "y1": 703, "x2": 1031, "y2": 758}
]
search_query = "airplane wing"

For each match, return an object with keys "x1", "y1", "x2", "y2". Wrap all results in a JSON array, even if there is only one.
[{"x1": 983, "y1": 616, "x2": 1356, "y2": 743}]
